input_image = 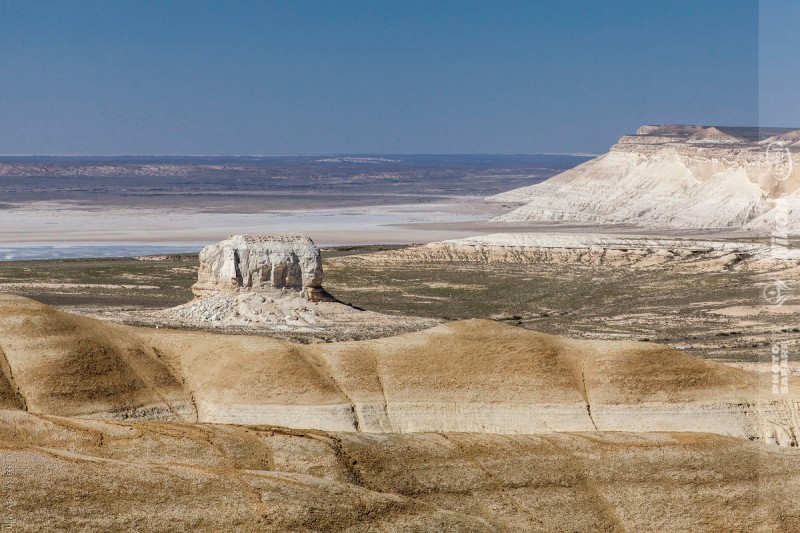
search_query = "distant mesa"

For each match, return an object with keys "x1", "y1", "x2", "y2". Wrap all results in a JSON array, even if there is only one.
[
  {"x1": 636, "y1": 124, "x2": 704, "y2": 136},
  {"x1": 353, "y1": 232, "x2": 800, "y2": 273},
  {"x1": 489, "y1": 123, "x2": 800, "y2": 231}
]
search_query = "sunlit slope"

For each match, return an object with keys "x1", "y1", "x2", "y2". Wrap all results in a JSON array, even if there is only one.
[
  {"x1": 1, "y1": 295, "x2": 798, "y2": 443},
  {"x1": 488, "y1": 125, "x2": 800, "y2": 230},
  {"x1": 146, "y1": 318, "x2": 798, "y2": 441}
]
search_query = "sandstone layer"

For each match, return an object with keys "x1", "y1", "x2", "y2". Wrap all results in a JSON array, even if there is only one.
[
  {"x1": 2, "y1": 295, "x2": 799, "y2": 445},
  {"x1": 490, "y1": 125, "x2": 800, "y2": 231}
]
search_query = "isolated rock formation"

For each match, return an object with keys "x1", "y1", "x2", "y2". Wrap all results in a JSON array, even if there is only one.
[
  {"x1": 180, "y1": 233, "x2": 337, "y2": 329},
  {"x1": 166, "y1": 234, "x2": 435, "y2": 337},
  {"x1": 193, "y1": 234, "x2": 330, "y2": 301},
  {"x1": 489, "y1": 125, "x2": 800, "y2": 231}
]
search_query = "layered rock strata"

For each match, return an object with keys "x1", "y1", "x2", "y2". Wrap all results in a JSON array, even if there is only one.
[
  {"x1": 163, "y1": 234, "x2": 437, "y2": 337},
  {"x1": 489, "y1": 125, "x2": 800, "y2": 230},
  {"x1": 192, "y1": 234, "x2": 332, "y2": 302},
  {"x1": 335, "y1": 232, "x2": 800, "y2": 273},
  {"x1": 3, "y1": 295, "x2": 800, "y2": 446}
]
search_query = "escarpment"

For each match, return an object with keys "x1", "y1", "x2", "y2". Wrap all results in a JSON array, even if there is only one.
[{"x1": 489, "y1": 125, "x2": 800, "y2": 231}]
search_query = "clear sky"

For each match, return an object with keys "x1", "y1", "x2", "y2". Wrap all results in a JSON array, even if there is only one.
[
  {"x1": 0, "y1": 0, "x2": 778, "y2": 155},
  {"x1": 760, "y1": 0, "x2": 800, "y2": 128}
]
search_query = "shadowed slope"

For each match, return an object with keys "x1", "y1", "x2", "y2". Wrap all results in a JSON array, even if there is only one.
[
  {"x1": 0, "y1": 345, "x2": 26, "y2": 410},
  {"x1": 0, "y1": 295, "x2": 195, "y2": 419}
]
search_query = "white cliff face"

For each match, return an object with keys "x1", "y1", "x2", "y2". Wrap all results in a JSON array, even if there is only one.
[
  {"x1": 167, "y1": 234, "x2": 437, "y2": 337},
  {"x1": 490, "y1": 125, "x2": 800, "y2": 231},
  {"x1": 193, "y1": 234, "x2": 327, "y2": 301}
]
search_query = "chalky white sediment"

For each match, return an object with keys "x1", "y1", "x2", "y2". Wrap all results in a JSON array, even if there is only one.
[
  {"x1": 490, "y1": 125, "x2": 800, "y2": 231},
  {"x1": 193, "y1": 234, "x2": 325, "y2": 300}
]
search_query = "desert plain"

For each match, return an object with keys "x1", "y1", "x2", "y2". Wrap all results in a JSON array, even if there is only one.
[{"x1": 1, "y1": 128, "x2": 800, "y2": 531}]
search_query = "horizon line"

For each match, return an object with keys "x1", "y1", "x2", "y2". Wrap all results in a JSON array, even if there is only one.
[{"x1": 0, "y1": 152, "x2": 601, "y2": 158}]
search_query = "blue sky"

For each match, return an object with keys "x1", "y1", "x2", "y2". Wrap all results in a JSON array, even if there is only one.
[
  {"x1": 0, "y1": 0, "x2": 779, "y2": 154},
  {"x1": 760, "y1": 0, "x2": 800, "y2": 128}
]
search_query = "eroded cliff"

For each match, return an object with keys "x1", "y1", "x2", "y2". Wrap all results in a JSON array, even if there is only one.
[{"x1": 490, "y1": 125, "x2": 800, "y2": 231}]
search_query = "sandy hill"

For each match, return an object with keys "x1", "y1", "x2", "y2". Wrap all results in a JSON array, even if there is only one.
[
  {"x1": 0, "y1": 294, "x2": 194, "y2": 419},
  {"x1": 1, "y1": 294, "x2": 798, "y2": 444},
  {"x1": 687, "y1": 126, "x2": 743, "y2": 144},
  {"x1": 4, "y1": 293, "x2": 800, "y2": 530},
  {"x1": 489, "y1": 124, "x2": 800, "y2": 230},
  {"x1": 763, "y1": 129, "x2": 800, "y2": 143},
  {"x1": 1, "y1": 409, "x2": 799, "y2": 532}
]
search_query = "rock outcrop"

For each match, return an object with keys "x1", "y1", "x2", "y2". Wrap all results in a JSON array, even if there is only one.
[
  {"x1": 193, "y1": 234, "x2": 331, "y2": 301},
  {"x1": 489, "y1": 125, "x2": 800, "y2": 231},
  {"x1": 166, "y1": 235, "x2": 436, "y2": 337},
  {"x1": 343, "y1": 232, "x2": 800, "y2": 273}
]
